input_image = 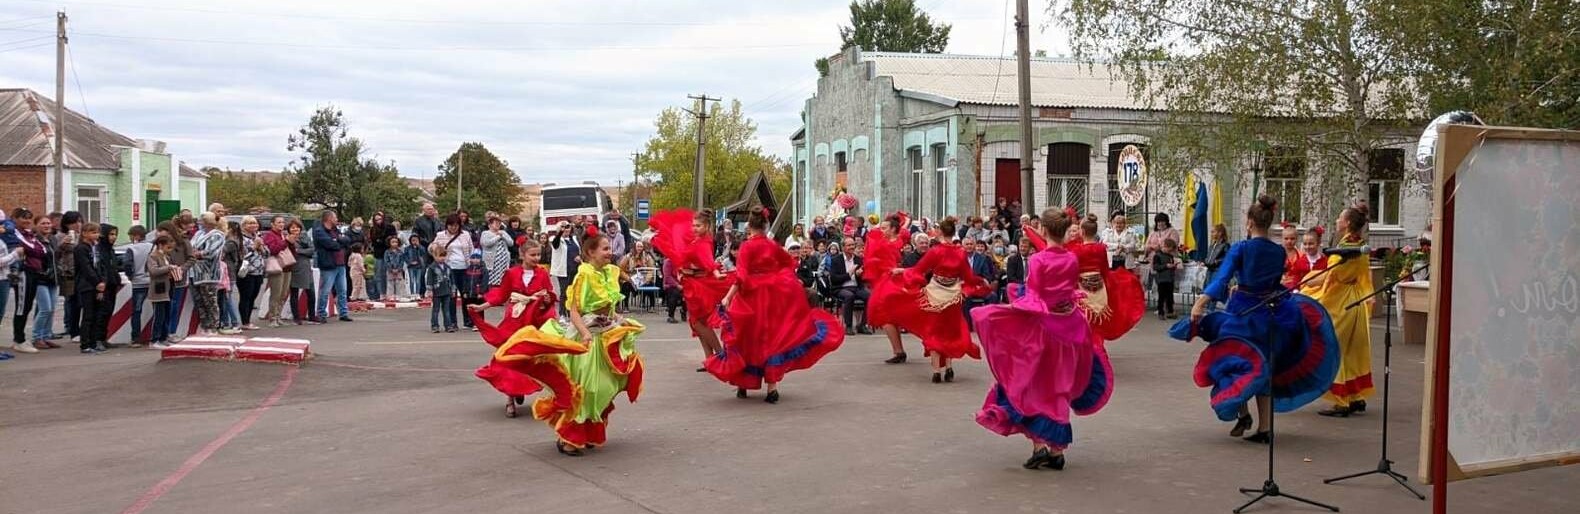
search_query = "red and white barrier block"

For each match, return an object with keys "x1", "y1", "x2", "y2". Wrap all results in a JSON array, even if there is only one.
[
  {"x1": 159, "y1": 336, "x2": 247, "y2": 362},
  {"x1": 160, "y1": 336, "x2": 312, "y2": 365},
  {"x1": 235, "y1": 337, "x2": 312, "y2": 364},
  {"x1": 348, "y1": 298, "x2": 432, "y2": 312}
]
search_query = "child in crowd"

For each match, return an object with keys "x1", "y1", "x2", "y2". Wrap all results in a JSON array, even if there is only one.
[
  {"x1": 147, "y1": 235, "x2": 176, "y2": 348},
  {"x1": 462, "y1": 248, "x2": 486, "y2": 329},
  {"x1": 404, "y1": 234, "x2": 426, "y2": 297},
  {"x1": 382, "y1": 236, "x2": 407, "y2": 301},
  {"x1": 74, "y1": 223, "x2": 110, "y2": 354},
  {"x1": 124, "y1": 226, "x2": 153, "y2": 347},
  {"x1": 349, "y1": 243, "x2": 367, "y2": 301},
  {"x1": 1151, "y1": 238, "x2": 1180, "y2": 320},
  {"x1": 427, "y1": 245, "x2": 456, "y2": 332}
]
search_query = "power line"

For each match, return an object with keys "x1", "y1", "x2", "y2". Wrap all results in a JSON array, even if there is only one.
[
  {"x1": 0, "y1": 41, "x2": 51, "y2": 54},
  {"x1": 9, "y1": 0, "x2": 784, "y2": 27},
  {"x1": 0, "y1": 34, "x2": 51, "y2": 48},
  {"x1": 0, "y1": 29, "x2": 823, "y2": 52},
  {"x1": 67, "y1": 44, "x2": 88, "y2": 118},
  {"x1": 990, "y1": 0, "x2": 1011, "y2": 104}
]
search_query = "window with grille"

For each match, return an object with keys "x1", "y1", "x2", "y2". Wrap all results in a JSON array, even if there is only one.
[
  {"x1": 76, "y1": 186, "x2": 107, "y2": 224},
  {"x1": 1263, "y1": 146, "x2": 1305, "y2": 225},
  {"x1": 1367, "y1": 148, "x2": 1404, "y2": 226},
  {"x1": 1049, "y1": 143, "x2": 1090, "y2": 216},
  {"x1": 908, "y1": 147, "x2": 924, "y2": 216},
  {"x1": 932, "y1": 144, "x2": 948, "y2": 217}
]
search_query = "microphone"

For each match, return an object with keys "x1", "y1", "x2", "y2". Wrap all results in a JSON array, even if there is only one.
[{"x1": 1323, "y1": 246, "x2": 1372, "y2": 261}]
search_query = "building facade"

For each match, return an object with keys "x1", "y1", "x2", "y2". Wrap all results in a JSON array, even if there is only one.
[
  {"x1": 1, "y1": 89, "x2": 206, "y2": 227},
  {"x1": 790, "y1": 49, "x2": 1430, "y2": 245}
]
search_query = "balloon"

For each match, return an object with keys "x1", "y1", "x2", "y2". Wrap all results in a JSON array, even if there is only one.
[
  {"x1": 866, "y1": 200, "x2": 876, "y2": 212},
  {"x1": 1415, "y1": 111, "x2": 1483, "y2": 171}
]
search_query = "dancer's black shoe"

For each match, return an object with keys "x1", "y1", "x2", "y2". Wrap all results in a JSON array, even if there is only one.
[
  {"x1": 1230, "y1": 413, "x2": 1253, "y2": 437},
  {"x1": 884, "y1": 352, "x2": 907, "y2": 364},
  {"x1": 736, "y1": 388, "x2": 748, "y2": 399},
  {"x1": 764, "y1": 390, "x2": 780, "y2": 404},
  {"x1": 1023, "y1": 448, "x2": 1053, "y2": 469},
  {"x1": 1243, "y1": 431, "x2": 1272, "y2": 444},
  {"x1": 944, "y1": 367, "x2": 955, "y2": 382},
  {"x1": 931, "y1": 372, "x2": 942, "y2": 384}
]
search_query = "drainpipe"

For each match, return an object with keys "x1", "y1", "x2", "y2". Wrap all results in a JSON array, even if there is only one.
[{"x1": 872, "y1": 99, "x2": 882, "y2": 214}]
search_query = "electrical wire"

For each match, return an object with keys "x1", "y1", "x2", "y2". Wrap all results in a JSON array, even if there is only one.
[
  {"x1": 68, "y1": 44, "x2": 89, "y2": 118},
  {"x1": 9, "y1": 0, "x2": 782, "y2": 27},
  {"x1": 0, "y1": 40, "x2": 50, "y2": 54},
  {"x1": 989, "y1": 0, "x2": 1011, "y2": 104},
  {"x1": 59, "y1": 30, "x2": 822, "y2": 52}
]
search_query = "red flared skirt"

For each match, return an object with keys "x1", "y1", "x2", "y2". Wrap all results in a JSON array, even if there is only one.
[
  {"x1": 1083, "y1": 268, "x2": 1145, "y2": 342},
  {"x1": 681, "y1": 273, "x2": 733, "y2": 334},
  {"x1": 868, "y1": 279, "x2": 981, "y2": 360},
  {"x1": 469, "y1": 304, "x2": 558, "y2": 397},
  {"x1": 707, "y1": 271, "x2": 844, "y2": 389}
]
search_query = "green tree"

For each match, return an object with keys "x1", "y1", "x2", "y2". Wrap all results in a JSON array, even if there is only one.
[
  {"x1": 285, "y1": 106, "x2": 422, "y2": 221},
  {"x1": 1058, "y1": 1, "x2": 1423, "y2": 224},
  {"x1": 433, "y1": 142, "x2": 524, "y2": 217},
  {"x1": 817, "y1": 0, "x2": 952, "y2": 76},
  {"x1": 1384, "y1": 1, "x2": 1579, "y2": 130},
  {"x1": 636, "y1": 99, "x2": 788, "y2": 211},
  {"x1": 205, "y1": 168, "x2": 298, "y2": 214}
]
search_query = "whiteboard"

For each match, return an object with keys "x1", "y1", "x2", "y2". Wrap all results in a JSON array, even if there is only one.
[{"x1": 1427, "y1": 128, "x2": 1580, "y2": 481}]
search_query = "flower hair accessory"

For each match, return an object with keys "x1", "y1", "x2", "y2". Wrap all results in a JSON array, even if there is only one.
[
  {"x1": 1310, "y1": 225, "x2": 1325, "y2": 238},
  {"x1": 1063, "y1": 206, "x2": 1078, "y2": 221}
]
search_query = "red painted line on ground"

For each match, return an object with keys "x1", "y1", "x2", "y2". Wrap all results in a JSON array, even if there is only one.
[
  {"x1": 120, "y1": 366, "x2": 298, "y2": 514},
  {"x1": 313, "y1": 361, "x2": 471, "y2": 373}
]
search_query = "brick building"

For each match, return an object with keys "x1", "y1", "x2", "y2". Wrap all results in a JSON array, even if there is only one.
[{"x1": 0, "y1": 88, "x2": 207, "y2": 226}]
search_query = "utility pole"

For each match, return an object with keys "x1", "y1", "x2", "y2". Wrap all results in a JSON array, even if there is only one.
[
  {"x1": 630, "y1": 152, "x2": 642, "y2": 211},
  {"x1": 684, "y1": 94, "x2": 720, "y2": 211},
  {"x1": 456, "y1": 146, "x2": 464, "y2": 212},
  {"x1": 53, "y1": 11, "x2": 67, "y2": 212},
  {"x1": 1014, "y1": 0, "x2": 1035, "y2": 213}
]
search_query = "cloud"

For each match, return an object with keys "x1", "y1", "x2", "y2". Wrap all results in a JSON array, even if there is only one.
[{"x1": 0, "y1": 0, "x2": 1066, "y2": 185}]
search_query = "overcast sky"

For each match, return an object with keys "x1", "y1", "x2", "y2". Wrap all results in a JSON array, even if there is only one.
[{"x1": 0, "y1": 0, "x2": 1069, "y2": 185}]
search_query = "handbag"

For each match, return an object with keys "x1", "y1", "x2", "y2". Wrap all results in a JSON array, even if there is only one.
[
  {"x1": 265, "y1": 255, "x2": 283, "y2": 276},
  {"x1": 278, "y1": 248, "x2": 297, "y2": 271}
]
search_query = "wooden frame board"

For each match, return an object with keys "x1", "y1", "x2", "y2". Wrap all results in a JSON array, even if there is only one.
[{"x1": 1420, "y1": 125, "x2": 1580, "y2": 496}]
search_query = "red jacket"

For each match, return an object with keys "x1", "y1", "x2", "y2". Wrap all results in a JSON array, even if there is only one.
[{"x1": 484, "y1": 264, "x2": 558, "y2": 328}]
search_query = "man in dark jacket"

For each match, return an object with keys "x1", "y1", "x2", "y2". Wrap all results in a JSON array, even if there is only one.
[
  {"x1": 1004, "y1": 243, "x2": 1030, "y2": 300},
  {"x1": 312, "y1": 210, "x2": 353, "y2": 322},
  {"x1": 411, "y1": 203, "x2": 441, "y2": 295},
  {"x1": 828, "y1": 237, "x2": 871, "y2": 335}
]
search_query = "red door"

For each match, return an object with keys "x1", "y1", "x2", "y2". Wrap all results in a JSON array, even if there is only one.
[{"x1": 995, "y1": 159, "x2": 1021, "y2": 207}]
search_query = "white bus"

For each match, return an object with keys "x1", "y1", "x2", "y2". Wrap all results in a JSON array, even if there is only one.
[{"x1": 539, "y1": 182, "x2": 612, "y2": 231}]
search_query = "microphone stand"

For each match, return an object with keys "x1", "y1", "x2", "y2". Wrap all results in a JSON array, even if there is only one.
[
  {"x1": 1323, "y1": 262, "x2": 1430, "y2": 500},
  {"x1": 1229, "y1": 255, "x2": 1351, "y2": 514}
]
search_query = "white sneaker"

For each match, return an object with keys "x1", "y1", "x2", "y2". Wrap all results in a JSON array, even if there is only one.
[
  {"x1": 69, "y1": 335, "x2": 80, "y2": 343},
  {"x1": 151, "y1": 342, "x2": 172, "y2": 350},
  {"x1": 12, "y1": 342, "x2": 39, "y2": 354}
]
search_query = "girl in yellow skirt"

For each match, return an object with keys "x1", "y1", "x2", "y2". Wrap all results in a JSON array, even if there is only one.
[
  {"x1": 487, "y1": 234, "x2": 646, "y2": 455},
  {"x1": 1303, "y1": 202, "x2": 1374, "y2": 417}
]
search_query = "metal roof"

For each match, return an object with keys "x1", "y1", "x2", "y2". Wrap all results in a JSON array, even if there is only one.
[
  {"x1": 862, "y1": 52, "x2": 1147, "y2": 110},
  {"x1": 0, "y1": 88, "x2": 135, "y2": 170}
]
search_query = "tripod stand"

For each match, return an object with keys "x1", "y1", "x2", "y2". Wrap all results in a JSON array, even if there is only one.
[
  {"x1": 1323, "y1": 263, "x2": 1430, "y2": 500},
  {"x1": 1230, "y1": 261, "x2": 1347, "y2": 513}
]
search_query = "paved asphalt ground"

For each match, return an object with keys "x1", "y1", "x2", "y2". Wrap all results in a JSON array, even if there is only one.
[{"x1": 1, "y1": 307, "x2": 1575, "y2": 514}]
